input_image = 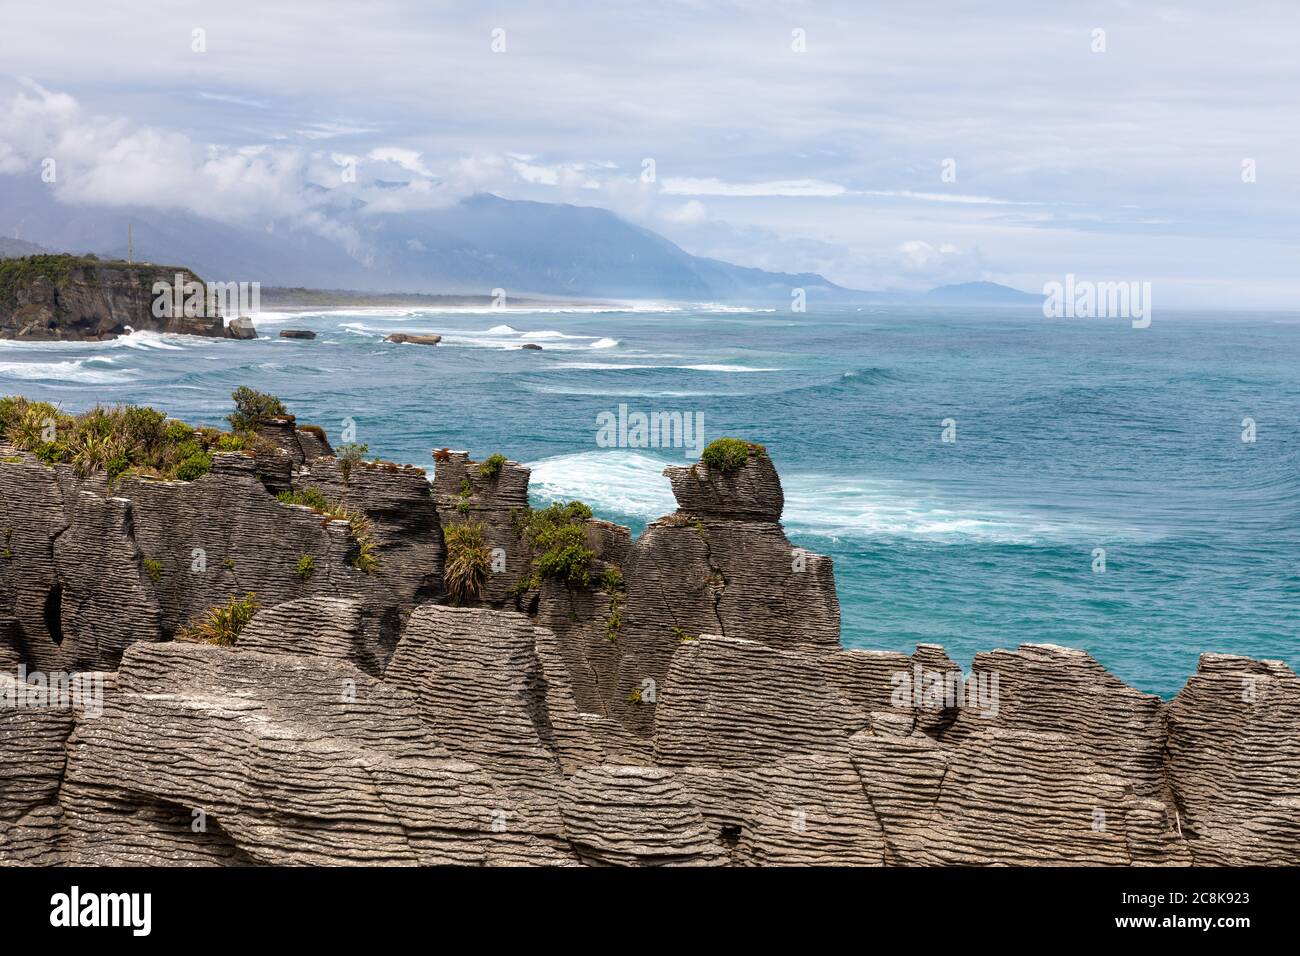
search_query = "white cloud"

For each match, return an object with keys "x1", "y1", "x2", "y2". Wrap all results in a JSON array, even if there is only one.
[
  {"x1": 512, "y1": 160, "x2": 559, "y2": 185},
  {"x1": 664, "y1": 200, "x2": 707, "y2": 223},
  {"x1": 660, "y1": 178, "x2": 1034, "y2": 206},
  {"x1": 196, "y1": 91, "x2": 268, "y2": 109},
  {"x1": 862, "y1": 190, "x2": 1039, "y2": 206},
  {"x1": 0, "y1": 0, "x2": 1297, "y2": 306},
  {"x1": 662, "y1": 177, "x2": 848, "y2": 198},
  {"x1": 367, "y1": 147, "x2": 433, "y2": 178}
]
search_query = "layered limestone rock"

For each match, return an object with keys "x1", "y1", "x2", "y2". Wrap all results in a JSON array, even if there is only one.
[
  {"x1": 236, "y1": 597, "x2": 390, "y2": 675},
  {"x1": 292, "y1": 454, "x2": 444, "y2": 621},
  {"x1": 559, "y1": 765, "x2": 726, "y2": 866},
  {"x1": 608, "y1": 450, "x2": 839, "y2": 737},
  {"x1": 1, "y1": 416, "x2": 1297, "y2": 867},
  {"x1": 0, "y1": 456, "x2": 366, "y2": 672},
  {"x1": 0, "y1": 673, "x2": 75, "y2": 864},
  {"x1": 0, "y1": 419, "x2": 440, "y2": 673},
  {"x1": 59, "y1": 642, "x2": 575, "y2": 865},
  {"x1": 383, "y1": 605, "x2": 590, "y2": 796},
  {"x1": 427, "y1": 451, "x2": 635, "y2": 739},
  {"x1": 1166, "y1": 654, "x2": 1300, "y2": 865},
  {"x1": 431, "y1": 451, "x2": 531, "y2": 604},
  {"x1": 254, "y1": 417, "x2": 334, "y2": 464}
]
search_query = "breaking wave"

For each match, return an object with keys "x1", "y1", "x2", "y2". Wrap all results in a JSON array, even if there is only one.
[
  {"x1": 0, "y1": 357, "x2": 138, "y2": 385},
  {"x1": 524, "y1": 450, "x2": 1133, "y2": 544}
]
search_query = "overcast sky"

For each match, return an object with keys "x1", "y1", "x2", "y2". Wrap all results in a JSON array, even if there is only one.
[{"x1": 1, "y1": 1, "x2": 1297, "y2": 305}]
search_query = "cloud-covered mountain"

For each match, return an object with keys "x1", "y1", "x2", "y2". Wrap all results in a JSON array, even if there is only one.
[{"x1": 0, "y1": 176, "x2": 857, "y2": 303}]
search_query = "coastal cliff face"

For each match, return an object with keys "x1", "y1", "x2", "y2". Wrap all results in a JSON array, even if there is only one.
[
  {"x1": 1, "y1": 405, "x2": 1297, "y2": 866},
  {"x1": 0, "y1": 255, "x2": 227, "y2": 340}
]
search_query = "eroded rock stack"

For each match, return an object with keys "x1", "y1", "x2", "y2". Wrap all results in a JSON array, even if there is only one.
[{"x1": 1, "y1": 411, "x2": 1297, "y2": 866}]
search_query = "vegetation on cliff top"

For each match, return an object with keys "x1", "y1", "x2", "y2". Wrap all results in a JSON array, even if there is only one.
[
  {"x1": 0, "y1": 388, "x2": 383, "y2": 575},
  {"x1": 0, "y1": 254, "x2": 202, "y2": 312},
  {"x1": 701, "y1": 437, "x2": 767, "y2": 474},
  {"x1": 513, "y1": 500, "x2": 596, "y2": 591},
  {"x1": 0, "y1": 255, "x2": 78, "y2": 310},
  {"x1": 478, "y1": 453, "x2": 507, "y2": 481},
  {"x1": 228, "y1": 386, "x2": 290, "y2": 431},
  {"x1": 275, "y1": 486, "x2": 379, "y2": 573},
  {"x1": 0, "y1": 395, "x2": 269, "y2": 483}
]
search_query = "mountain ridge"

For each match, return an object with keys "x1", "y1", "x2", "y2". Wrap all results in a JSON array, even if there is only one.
[{"x1": 0, "y1": 176, "x2": 1035, "y2": 306}]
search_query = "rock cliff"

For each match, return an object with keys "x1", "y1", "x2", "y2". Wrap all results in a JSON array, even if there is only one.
[
  {"x1": 0, "y1": 255, "x2": 231, "y2": 340},
  {"x1": 1, "y1": 401, "x2": 1296, "y2": 866}
]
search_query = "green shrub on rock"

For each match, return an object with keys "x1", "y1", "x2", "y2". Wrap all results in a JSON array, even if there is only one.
[
  {"x1": 516, "y1": 500, "x2": 595, "y2": 589},
  {"x1": 228, "y1": 386, "x2": 288, "y2": 432},
  {"x1": 443, "y1": 523, "x2": 491, "y2": 604},
  {"x1": 179, "y1": 592, "x2": 259, "y2": 647},
  {"x1": 336, "y1": 442, "x2": 368, "y2": 481},
  {"x1": 701, "y1": 437, "x2": 766, "y2": 474}
]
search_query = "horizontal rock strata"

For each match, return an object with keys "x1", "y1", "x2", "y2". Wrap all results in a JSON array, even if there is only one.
[{"x1": 1, "y1": 408, "x2": 1295, "y2": 866}]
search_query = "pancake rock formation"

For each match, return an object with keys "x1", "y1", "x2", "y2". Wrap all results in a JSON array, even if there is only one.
[{"x1": 1, "y1": 402, "x2": 1296, "y2": 867}]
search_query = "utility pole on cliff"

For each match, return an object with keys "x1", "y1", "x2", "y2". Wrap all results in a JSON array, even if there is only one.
[{"x1": 128, "y1": 224, "x2": 133, "y2": 264}]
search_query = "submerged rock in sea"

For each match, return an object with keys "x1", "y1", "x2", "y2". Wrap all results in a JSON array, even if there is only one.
[
  {"x1": 1, "y1": 402, "x2": 1297, "y2": 867},
  {"x1": 279, "y1": 329, "x2": 316, "y2": 339},
  {"x1": 385, "y1": 332, "x2": 442, "y2": 345}
]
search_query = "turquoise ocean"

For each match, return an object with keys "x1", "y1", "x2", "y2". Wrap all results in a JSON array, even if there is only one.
[{"x1": 2, "y1": 304, "x2": 1296, "y2": 697}]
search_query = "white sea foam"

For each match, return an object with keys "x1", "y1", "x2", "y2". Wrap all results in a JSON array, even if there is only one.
[
  {"x1": 687, "y1": 303, "x2": 778, "y2": 313},
  {"x1": 340, "y1": 323, "x2": 383, "y2": 338},
  {"x1": 0, "y1": 358, "x2": 138, "y2": 385},
  {"x1": 682, "y1": 363, "x2": 780, "y2": 372},
  {"x1": 427, "y1": 328, "x2": 622, "y2": 351},
  {"x1": 337, "y1": 321, "x2": 619, "y2": 350},
  {"x1": 239, "y1": 311, "x2": 297, "y2": 325},
  {"x1": 0, "y1": 329, "x2": 193, "y2": 352},
  {"x1": 523, "y1": 384, "x2": 731, "y2": 397},
  {"x1": 528, "y1": 452, "x2": 677, "y2": 518},
  {"x1": 113, "y1": 330, "x2": 189, "y2": 351},
  {"x1": 524, "y1": 450, "x2": 1124, "y2": 544},
  {"x1": 519, "y1": 330, "x2": 582, "y2": 340},
  {"x1": 546, "y1": 362, "x2": 779, "y2": 372}
]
